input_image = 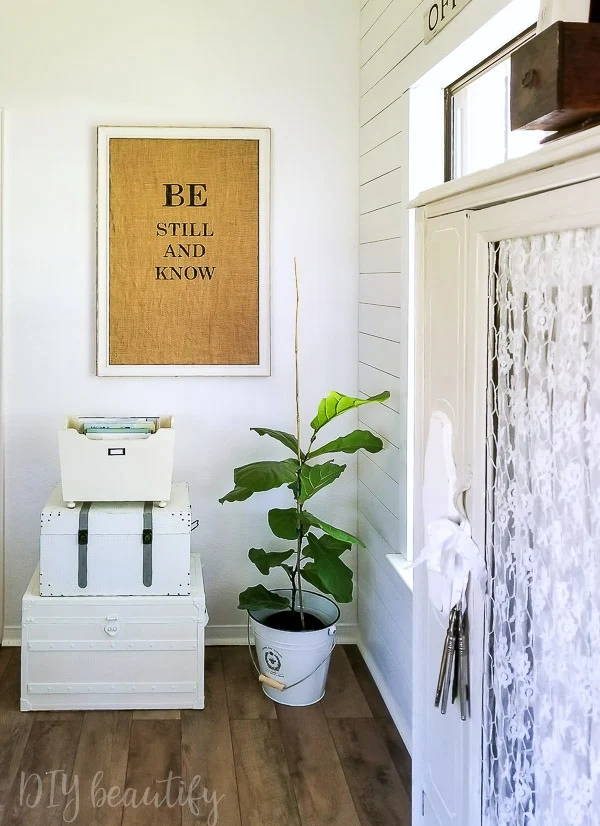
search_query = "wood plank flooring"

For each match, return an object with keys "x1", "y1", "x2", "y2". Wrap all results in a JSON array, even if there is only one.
[{"x1": 0, "y1": 646, "x2": 411, "y2": 826}]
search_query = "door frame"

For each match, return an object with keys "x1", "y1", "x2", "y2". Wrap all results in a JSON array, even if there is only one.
[
  {"x1": 0, "y1": 108, "x2": 5, "y2": 646},
  {"x1": 412, "y1": 126, "x2": 600, "y2": 825}
]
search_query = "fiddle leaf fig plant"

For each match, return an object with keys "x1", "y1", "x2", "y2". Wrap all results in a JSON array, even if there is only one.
[
  {"x1": 219, "y1": 389, "x2": 390, "y2": 627},
  {"x1": 219, "y1": 259, "x2": 390, "y2": 630}
]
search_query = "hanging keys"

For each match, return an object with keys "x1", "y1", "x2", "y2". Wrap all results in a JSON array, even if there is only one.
[
  {"x1": 435, "y1": 607, "x2": 458, "y2": 710},
  {"x1": 458, "y1": 610, "x2": 470, "y2": 721},
  {"x1": 434, "y1": 605, "x2": 470, "y2": 720},
  {"x1": 440, "y1": 610, "x2": 458, "y2": 714}
]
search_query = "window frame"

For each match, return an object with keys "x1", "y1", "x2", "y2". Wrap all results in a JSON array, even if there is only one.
[{"x1": 444, "y1": 25, "x2": 537, "y2": 182}]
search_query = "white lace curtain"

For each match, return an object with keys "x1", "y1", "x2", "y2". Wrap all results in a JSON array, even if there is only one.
[{"x1": 484, "y1": 229, "x2": 600, "y2": 826}]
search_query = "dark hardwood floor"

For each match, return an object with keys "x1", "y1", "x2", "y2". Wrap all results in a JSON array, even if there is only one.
[{"x1": 0, "y1": 645, "x2": 411, "y2": 825}]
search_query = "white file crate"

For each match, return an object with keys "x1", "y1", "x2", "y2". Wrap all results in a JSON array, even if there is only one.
[
  {"x1": 21, "y1": 554, "x2": 207, "y2": 711},
  {"x1": 58, "y1": 415, "x2": 174, "y2": 505},
  {"x1": 40, "y1": 483, "x2": 191, "y2": 597}
]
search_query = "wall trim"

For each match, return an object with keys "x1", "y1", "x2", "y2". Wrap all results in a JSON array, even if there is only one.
[
  {"x1": 3, "y1": 622, "x2": 359, "y2": 649},
  {"x1": 0, "y1": 108, "x2": 4, "y2": 647},
  {"x1": 2, "y1": 624, "x2": 19, "y2": 647},
  {"x1": 358, "y1": 634, "x2": 412, "y2": 755}
]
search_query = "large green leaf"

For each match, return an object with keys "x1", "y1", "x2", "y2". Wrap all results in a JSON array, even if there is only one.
[
  {"x1": 234, "y1": 459, "x2": 299, "y2": 493},
  {"x1": 310, "y1": 391, "x2": 390, "y2": 433},
  {"x1": 302, "y1": 511, "x2": 364, "y2": 547},
  {"x1": 248, "y1": 547, "x2": 295, "y2": 576},
  {"x1": 251, "y1": 428, "x2": 304, "y2": 459},
  {"x1": 308, "y1": 429, "x2": 384, "y2": 459},
  {"x1": 268, "y1": 508, "x2": 300, "y2": 540},
  {"x1": 298, "y1": 461, "x2": 346, "y2": 504},
  {"x1": 302, "y1": 534, "x2": 353, "y2": 603},
  {"x1": 300, "y1": 564, "x2": 329, "y2": 595},
  {"x1": 218, "y1": 485, "x2": 254, "y2": 504},
  {"x1": 238, "y1": 584, "x2": 291, "y2": 612},
  {"x1": 307, "y1": 534, "x2": 351, "y2": 556}
]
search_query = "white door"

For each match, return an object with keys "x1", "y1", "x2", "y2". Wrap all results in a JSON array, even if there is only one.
[
  {"x1": 413, "y1": 209, "x2": 487, "y2": 826},
  {"x1": 414, "y1": 176, "x2": 600, "y2": 826},
  {"x1": 0, "y1": 109, "x2": 4, "y2": 646}
]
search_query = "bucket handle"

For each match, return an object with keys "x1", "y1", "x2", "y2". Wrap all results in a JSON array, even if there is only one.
[{"x1": 247, "y1": 614, "x2": 337, "y2": 693}]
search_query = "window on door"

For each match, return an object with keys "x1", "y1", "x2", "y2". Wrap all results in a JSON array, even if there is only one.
[{"x1": 445, "y1": 27, "x2": 546, "y2": 181}]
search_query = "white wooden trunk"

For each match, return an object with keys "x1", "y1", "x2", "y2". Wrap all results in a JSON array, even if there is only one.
[
  {"x1": 21, "y1": 554, "x2": 206, "y2": 711},
  {"x1": 40, "y1": 482, "x2": 191, "y2": 596}
]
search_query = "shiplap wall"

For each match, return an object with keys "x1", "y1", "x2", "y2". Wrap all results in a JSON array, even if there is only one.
[{"x1": 357, "y1": 0, "x2": 514, "y2": 750}]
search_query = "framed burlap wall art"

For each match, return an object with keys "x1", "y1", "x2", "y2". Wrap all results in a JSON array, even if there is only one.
[{"x1": 97, "y1": 126, "x2": 271, "y2": 376}]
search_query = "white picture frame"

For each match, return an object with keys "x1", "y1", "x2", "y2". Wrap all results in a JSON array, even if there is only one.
[{"x1": 97, "y1": 126, "x2": 271, "y2": 377}]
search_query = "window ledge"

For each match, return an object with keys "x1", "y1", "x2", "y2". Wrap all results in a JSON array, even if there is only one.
[{"x1": 386, "y1": 554, "x2": 414, "y2": 592}]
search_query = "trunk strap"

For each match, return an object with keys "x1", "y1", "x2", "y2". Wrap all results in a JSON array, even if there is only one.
[
  {"x1": 77, "y1": 502, "x2": 92, "y2": 589},
  {"x1": 142, "y1": 502, "x2": 153, "y2": 587}
]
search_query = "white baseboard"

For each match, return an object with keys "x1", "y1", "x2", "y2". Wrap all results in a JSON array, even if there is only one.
[
  {"x1": 2, "y1": 625, "x2": 20, "y2": 646},
  {"x1": 3, "y1": 623, "x2": 359, "y2": 648},
  {"x1": 358, "y1": 635, "x2": 413, "y2": 755}
]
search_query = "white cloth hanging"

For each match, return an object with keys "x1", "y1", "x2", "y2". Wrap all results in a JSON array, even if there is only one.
[
  {"x1": 416, "y1": 517, "x2": 486, "y2": 613},
  {"x1": 417, "y1": 410, "x2": 486, "y2": 614}
]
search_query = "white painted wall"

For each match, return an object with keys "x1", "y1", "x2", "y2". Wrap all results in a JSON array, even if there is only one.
[
  {"x1": 0, "y1": 0, "x2": 360, "y2": 642},
  {"x1": 357, "y1": 0, "x2": 532, "y2": 751}
]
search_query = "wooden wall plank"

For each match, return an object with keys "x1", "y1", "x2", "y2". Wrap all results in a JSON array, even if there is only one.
[
  {"x1": 360, "y1": 98, "x2": 404, "y2": 155},
  {"x1": 358, "y1": 580, "x2": 412, "y2": 682},
  {"x1": 358, "y1": 553, "x2": 412, "y2": 655},
  {"x1": 359, "y1": 304, "x2": 402, "y2": 342},
  {"x1": 359, "y1": 362, "x2": 401, "y2": 410},
  {"x1": 359, "y1": 272, "x2": 402, "y2": 306},
  {"x1": 360, "y1": 238, "x2": 403, "y2": 273},
  {"x1": 358, "y1": 481, "x2": 400, "y2": 552},
  {"x1": 359, "y1": 204, "x2": 402, "y2": 245},
  {"x1": 361, "y1": 0, "x2": 395, "y2": 37},
  {"x1": 358, "y1": 595, "x2": 412, "y2": 724},
  {"x1": 363, "y1": 439, "x2": 400, "y2": 483},
  {"x1": 358, "y1": 453, "x2": 400, "y2": 517},
  {"x1": 359, "y1": 333, "x2": 402, "y2": 378},
  {"x1": 360, "y1": 134, "x2": 403, "y2": 185},
  {"x1": 358, "y1": 513, "x2": 413, "y2": 624},
  {"x1": 360, "y1": 169, "x2": 402, "y2": 214},
  {"x1": 361, "y1": 0, "x2": 420, "y2": 64},
  {"x1": 361, "y1": 4, "x2": 423, "y2": 94},
  {"x1": 358, "y1": 399, "x2": 402, "y2": 447}
]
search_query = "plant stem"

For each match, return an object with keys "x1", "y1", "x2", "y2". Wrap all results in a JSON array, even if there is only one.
[{"x1": 294, "y1": 258, "x2": 305, "y2": 629}]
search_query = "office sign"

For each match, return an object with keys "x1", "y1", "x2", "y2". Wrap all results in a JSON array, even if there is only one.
[{"x1": 424, "y1": 0, "x2": 473, "y2": 43}]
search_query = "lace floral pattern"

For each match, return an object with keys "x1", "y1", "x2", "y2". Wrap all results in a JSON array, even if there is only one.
[{"x1": 484, "y1": 230, "x2": 600, "y2": 826}]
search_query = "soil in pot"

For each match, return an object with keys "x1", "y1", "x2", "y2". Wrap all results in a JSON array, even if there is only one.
[{"x1": 262, "y1": 610, "x2": 326, "y2": 632}]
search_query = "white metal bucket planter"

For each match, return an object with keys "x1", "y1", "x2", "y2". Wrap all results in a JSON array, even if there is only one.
[{"x1": 248, "y1": 589, "x2": 340, "y2": 706}]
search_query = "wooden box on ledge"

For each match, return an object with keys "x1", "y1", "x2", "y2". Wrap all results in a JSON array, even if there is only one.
[{"x1": 511, "y1": 22, "x2": 600, "y2": 133}]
